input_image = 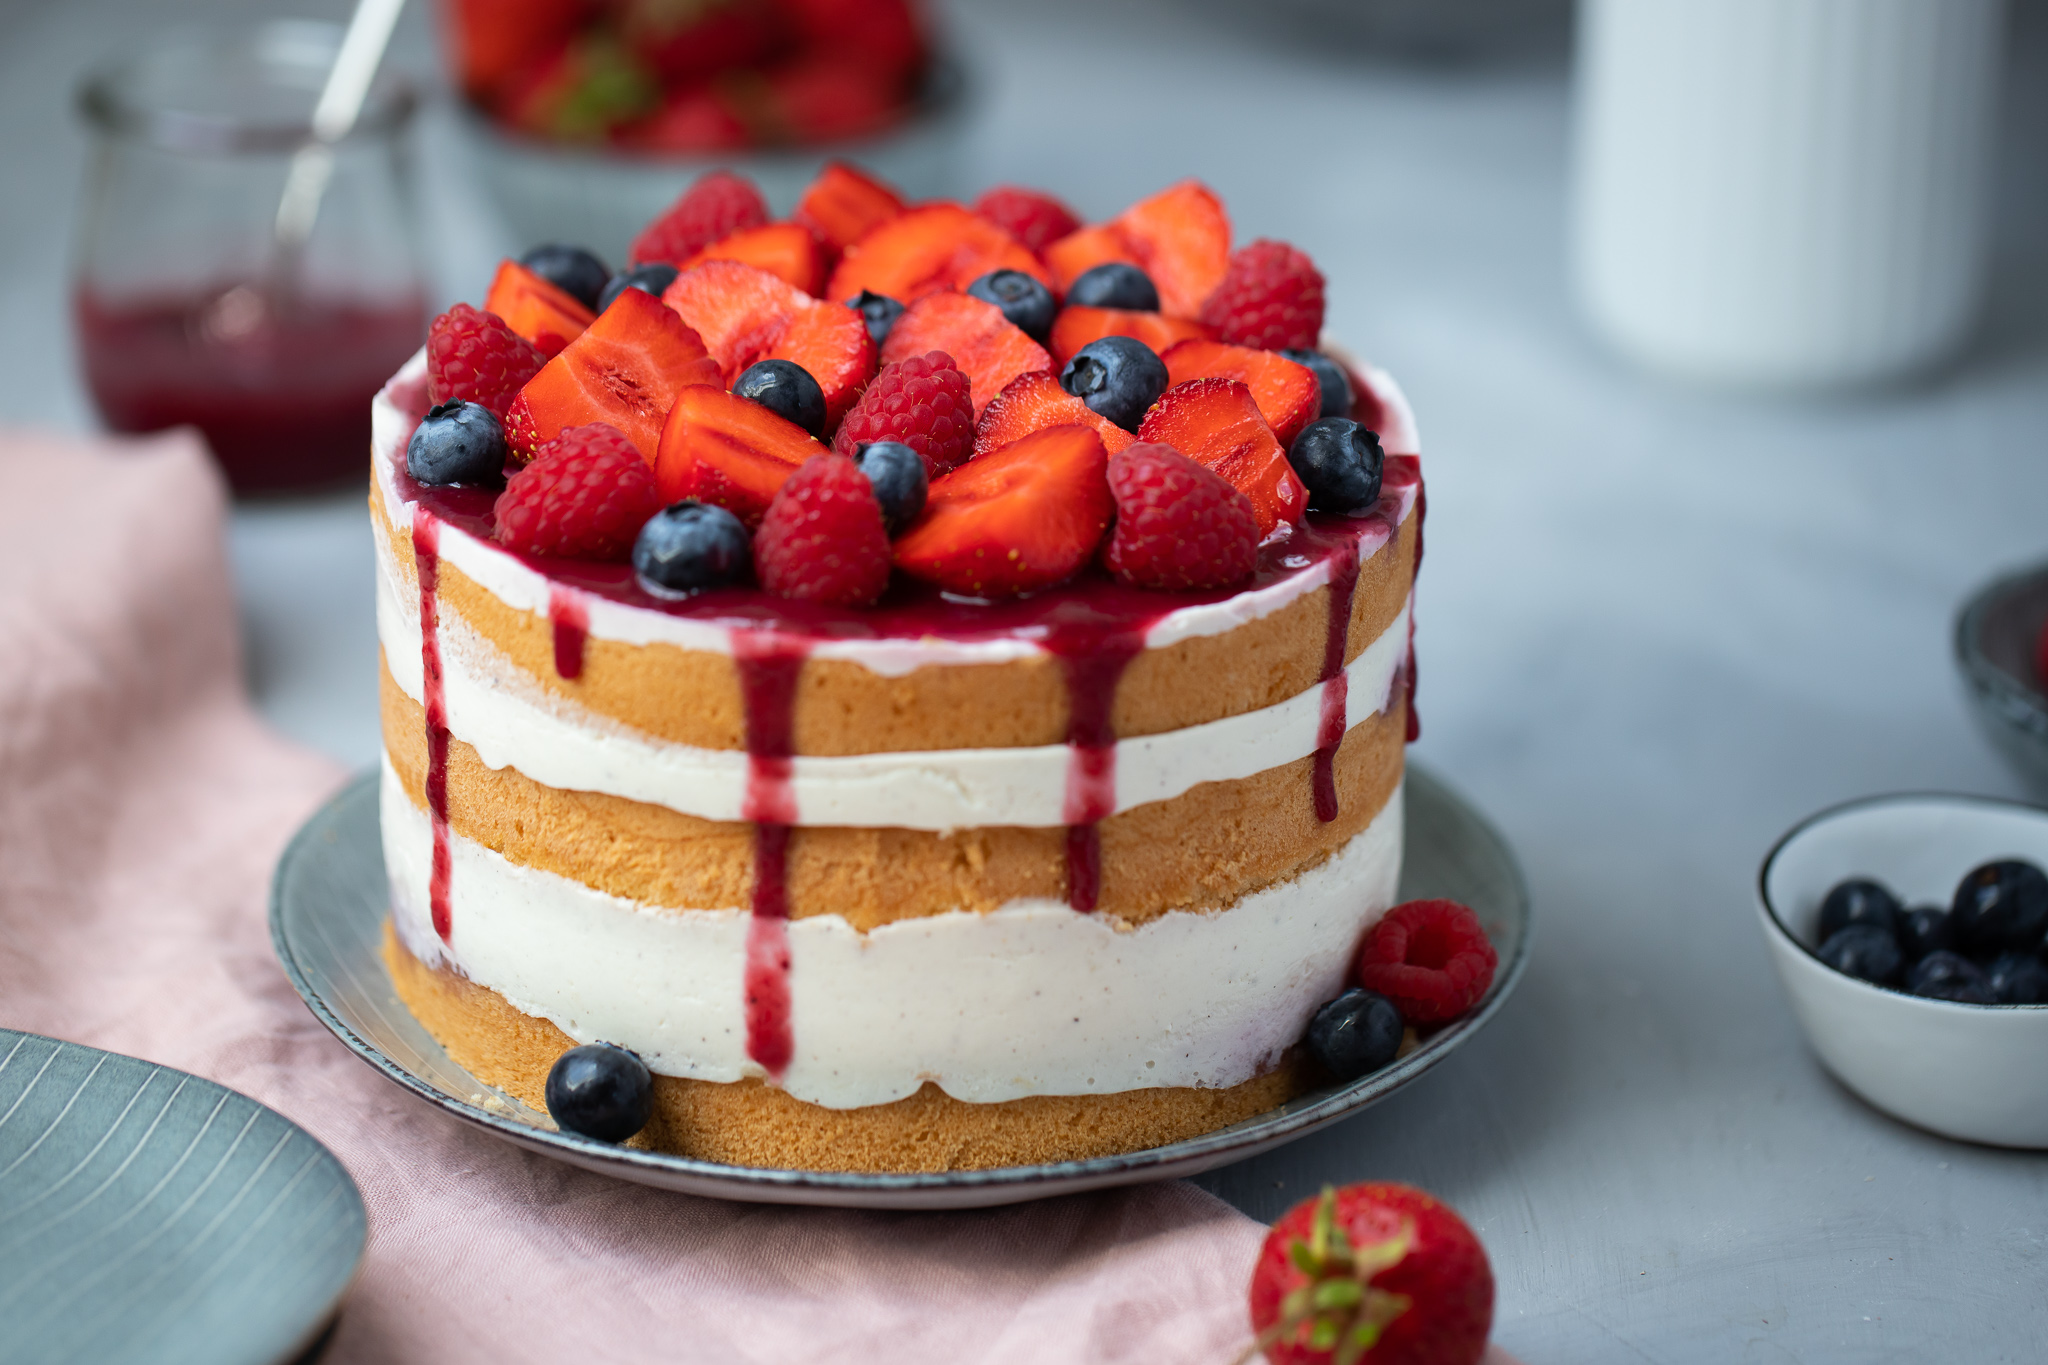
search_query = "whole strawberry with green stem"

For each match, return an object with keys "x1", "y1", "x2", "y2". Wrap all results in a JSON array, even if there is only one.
[{"x1": 1244, "y1": 1183, "x2": 1493, "y2": 1365}]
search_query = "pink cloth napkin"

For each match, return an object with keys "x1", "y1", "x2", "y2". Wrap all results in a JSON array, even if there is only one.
[{"x1": 0, "y1": 428, "x2": 1518, "y2": 1365}]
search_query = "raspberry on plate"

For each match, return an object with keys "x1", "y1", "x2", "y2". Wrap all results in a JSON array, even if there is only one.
[
  {"x1": 630, "y1": 169, "x2": 770, "y2": 266},
  {"x1": 1200, "y1": 239, "x2": 1327, "y2": 352},
  {"x1": 1103, "y1": 442, "x2": 1258, "y2": 591},
  {"x1": 494, "y1": 422, "x2": 661, "y2": 562},
  {"x1": 1248, "y1": 1182, "x2": 1494, "y2": 1365},
  {"x1": 1355, "y1": 900, "x2": 1498, "y2": 1025},
  {"x1": 428, "y1": 303, "x2": 547, "y2": 420},
  {"x1": 832, "y1": 350, "x2": 974, "y2": 476},
  {"x1": 972, "y1": 186, "x2": 1082, "y2": 260},
  {"x1": 753, "y1": 454, "x2": 892, "y2": 607}
]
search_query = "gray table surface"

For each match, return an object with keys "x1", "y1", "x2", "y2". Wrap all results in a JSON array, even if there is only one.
[{"x1": 4, "y1": 0, "x2": 2046, "y2": 1359}]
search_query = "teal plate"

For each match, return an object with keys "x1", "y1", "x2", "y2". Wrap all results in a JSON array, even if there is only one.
[
  {"x1": 272, "y1": 765, "x2": 1528, "y2": 1210},
  {"x1": 0, "y1": 1030, "x2": 365, "y2": 1364}
]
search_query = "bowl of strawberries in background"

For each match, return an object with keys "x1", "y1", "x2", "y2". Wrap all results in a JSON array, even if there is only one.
[
  {"x1": 442, "y1": 0, "x2": 969, "y2": 262},
  {"x1": 1955, "y1": 562, "x2": 2048, "y2": 801}
]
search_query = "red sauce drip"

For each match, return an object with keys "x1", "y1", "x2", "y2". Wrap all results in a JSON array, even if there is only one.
[
  {"x1": 412, "y1": 512, "x2": 453, "y2": 943},
  {"x1": 1391, "y1": 457, "x2": 1425, "y2": 743},
  {"x1": 1312, "y1": 539, "x2": 1363, "y2": 823},
  {"x1": 731, "y1": 630, "x2": 809, "y2": 1078},
  {"x1": 1049, "y1": 615, "x2": 1154, "y2": 913},
  {"x1": 548, "y1": 586, "x2": 589, "y2": 680}
]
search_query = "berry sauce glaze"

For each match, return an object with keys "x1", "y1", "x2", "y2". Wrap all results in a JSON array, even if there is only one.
[
  {"x1": 385, "y1": 372, "x2": 1421, "y2": 1079},
  {"x1": 410, "y1": 512, "x2": 454, "y2": 943}
]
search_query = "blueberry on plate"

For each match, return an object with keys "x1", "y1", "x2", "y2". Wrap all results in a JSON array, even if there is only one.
[
  {"x1": 544, "y1": 1043, "x2": 653, "y2": 1142},
  {"x1": 1287, "y1": 417, "x2": 1384, "y2": 514},
  {"x1": 1304, "y1": 987, "x2": 1405, "y2": 1082},
  {"x1": 967, "y1": 269, "x2": 1056, "y2": 342},
  {"x1": 851, "y1": 440, "x2": 927, "y2": 536},
  {"x1": 1817, "y1": 877, "x2": 1902, "y2": 940},
  {"x1": 1816, "y1": 924, "x2": 1904, "y2": 986},
  {"x1": 519, "y1": 243, "x2": 610, "y2": 311},
  {"x1": 598, "y1": 262, "x2": 680, "y2": 312},
  {"x1": 733, "y1": 358, "x2": 827, "y2": 438},
  {"x1": 1984, "y1": 951, "x2": 2048, "y2": 1004},
  {"x1": 634, "y1": 501, "x2": 751, "y2": 595},
  {"x1": 406, "y1": 400, "x2": 507, "y2": 486},
  {"x1": 1066, "y1": 262, "x2": 1160, "y2": 312},
  {"x1": 1950, "y1": 859, "x2": 2048, "y2": 953},
  {"x1": 1897, "y1": 903, "x2": 1954, "y2": 959},
  {"x1": 1281, "y1": 348, "x2": 1354, "y2": 420},
  {"x1": 847, "y1": 289, "x2": 905, "y2": 348},
  {"x1": 1905, "y1": 950, "x2": 1995, "y2": 1004},
  {"x1": 1059, "y1": 335, "x2": 1168, "y2": 432}
]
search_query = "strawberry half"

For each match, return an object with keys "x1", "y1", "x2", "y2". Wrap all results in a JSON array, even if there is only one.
[
  {"x1": 662, "y1": 260, "x2": 876, "y2": 429},
  {"x1": 1248, "y1": 1183, "x2": 1493, "y2": 1365},
  {"x1": 894, "y1": 425, "x2": 1113, "y2": 597},
  {"x1": 483, "y1": 258, "x2": 596, "y2": 357},
  {"x1": 680, "y1": 222, "x2": 827, "y2": 296},
  {"x1": 653, "y1": 384, "x2": 827, "y2": 525},
  {"x1": 826, "y1": 204, "x2": 1051, "y2": 307},
  {"x1": 1044, "y1": 181, "x2": 1232, "y2": 320},
  {"x1": 766, "y1": 302, "x2": 877, "y2": 432},
  {"x1": 881, "y1": 291, "x2": 1053, "y2": 415},
  {"x1": 1048, "y1": 306, "x2": 1212, "y2": 368},
  {"x1": 1161, "y1": 339, "x2": 1322, "y2": 446},
  {"x1": 503, "y1": 286, "x2": 719, "y2": 464},
  {"x1": 792, "y1": 160, "x2": 907, "y2": 260},
  {"x1": 974, "y1": 370, "x2": 1134, "y2": 462},
  {"x1": 1137, "y1": 378, "x2": 1306, "y2": 537}
]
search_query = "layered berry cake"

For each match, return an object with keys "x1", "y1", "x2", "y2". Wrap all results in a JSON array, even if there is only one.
[{"x1": 374, "y1": 164, "x2": 1426, "y2": 1172}]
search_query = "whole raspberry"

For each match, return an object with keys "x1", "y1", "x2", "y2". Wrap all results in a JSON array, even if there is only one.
[
  {"x1": 1198, "y1": 239, "x2": 1326, "y2": 352},
  {"x1": 972, "y1": 186, "x2": 1082, "y2": 259},
  {"x1": 630, "y1": 169, "x2": 769, "y2": 265},
  {"x1": 427, "y1": 303, "x2": 546, "y2": 420},
  {"x1": 1102, "y1": 442, "x2": 1258, "y2": 591},
  {"x1": 493, "y1": 423, "x2": 660, "y2": 562},
  {"x1": 754, "y1": 455, "x2": 891, "y2": 606},
  {"x1": 831, "y1": 350, "x2": 974, "y2": 476},
  {"x1": 1355, "y1": 900, "x2": 1497, "y2": 1024}
]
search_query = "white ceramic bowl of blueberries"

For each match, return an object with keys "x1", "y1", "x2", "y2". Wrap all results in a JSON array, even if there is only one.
[{"x1": 1758, "y1": 793, "x2": 2048, "y2": 1148}]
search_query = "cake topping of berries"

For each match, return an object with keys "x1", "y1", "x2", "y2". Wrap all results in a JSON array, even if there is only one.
[
  {"x1": 1246, "y1": 1183, "x2": 1494, "y2": 1365},
  {"x1": 519, "y1": 243, "x2": 611, "y2": 311},
  {"x1": 1060, "y1": 335, "x2": 1168, "y2": 433},
  {"x1": 850, "y1": 440, "x2": 928, "y2": 535},
  {"x1": 545, "y1": 1043, "x2": 653, "y2": 1143},
  {"x1": 427, "y1": 303, "x2": 548, "y2": 420},
  {"x1": 893, "y1": 425, "x2": 1114, "y2": 598},
  {"x1": 598, "y1": 262, "x2": 680, "y2": 313},
  {"x1": 794, "y1": 161, "x2": 908, "y2": 257},
  {"x1": 1282, "y1": 348, "x2": 1355, "y2": 420},
  {"x1": 1355, "y1": 900, "x2": 1497, "y2": 1025},
  {"x1": 494, "y1": 422, "x2": 662, "y2": 562},
  {"x1": 966, "y1": 269, "x2": 1057, "y2": 343},
  {"x1": 653, "y1": 384, "x2": 827, "y2": 526},
  {"x1": 1304, "y1": 987, "x2": 1404, "y2": 1083},
  {"x1": 1139, "y1": 378, "x2": 1306, "y2": 535},
  {"x1": 881, "y1": 291, "x2": 1053, "y2": 415},
  {"x1": 733, "y1": 357, "x2": 828, "y2": 438},
  {"x1": 1201, "y1": 239, "x2": 1327, "y2": 352},
  {"x1": 753, "y1": 454, "x2": 893, "y2": 607},
  {"x1": 630, "y1": 169, "x2": 769, "y2": 266},
  {"x1": 483, "y1": 258, "x2": 596, "y2": 357},
  {"x1": 1289, "y1": 418, "x2": 1386, "y2": 514},
  {"x1": 408, "y1": 400, "x2": 509, "y2": 488},
  {"x1": 1067, "y1": 262, "x2": 1160, "y2": 312},
  {"x1": 634, "y1": 500, "x2": 752, "y2": 596},
  {"x1": 833, "y1": 349, "x2": 975, "y2": 477},
  {"x1": 1103, "y1": 441, "x2": 1258, "y2": 591},
  {"x1": 972, "y1": 186, "x2": 1082, "y2": 259},
  {"x1": 849, "y1": 288, "x2": 906, "y2": 347}
]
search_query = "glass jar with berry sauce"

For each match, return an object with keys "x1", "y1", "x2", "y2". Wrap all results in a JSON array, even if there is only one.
[{"x1": 73, "y1": 21, "x2": 428, "y2": 495}]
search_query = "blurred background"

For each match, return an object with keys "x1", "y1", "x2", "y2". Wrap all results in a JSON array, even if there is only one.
[{"x1": 5, "y1": 0, "x2": 2047, "y2": 1356}]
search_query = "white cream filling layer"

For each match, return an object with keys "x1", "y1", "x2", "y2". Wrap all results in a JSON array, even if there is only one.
[
  {"x1": 377, "y1": 516, "x2": 1410, "y2": 829},
  {"x1": 384, "y1": 759, "x2": 1404, "y2": 1109}
]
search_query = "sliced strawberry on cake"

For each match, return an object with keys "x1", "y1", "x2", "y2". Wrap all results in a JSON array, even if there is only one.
[
  {"x1": 1045, "y1": 180, "x2": 1232, "y2": 321},
  {"x1": 1136, "y1": 378, "x2": 1306, "y2": 537},
  {"x1": 893, "y1": 425, "x2": 1113, "y2": 597},
  {"x1": 1048, "y1": 307, "x2": 1211, "y2": 368},
  {"x1": 503, "y1": 286, "x2": 719, "y2": 463},
  {"x1": 974, "y1": 370, "x2": 1134, "y2": 461},
  {"x1": 483, "y1": 258, "x2": 597, "y2": 357},
  {"x1": 880, "y1": 291, "x2": 1052, "y2": 415},
  {"x1": 653, "y1": 383, "x2": 828, "y2": 525},
  {"x1": 1161, "y1": 339, "x2": 1322, "y2": 445},
  {"x1": 792, "y1": 161, "x2": 907, "y2": 261},
  {"x1": 661, "y1": 259, "x2": 877, "y2": 428},
  {"x1": 764, "y1": 303, "x2": 874, "y2": 431},
  {"x1": 826, "y1": 204, "x2": 1051, "y2": 307},
  {"x1": 679, "y1": 222, "x2": 828, "y2": 295}
]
